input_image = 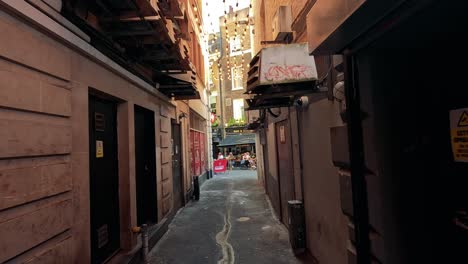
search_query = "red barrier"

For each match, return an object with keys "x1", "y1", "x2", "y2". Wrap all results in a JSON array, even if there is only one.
[{"x1": 213, "y1": 159, "x2": 228, "y2": 173}]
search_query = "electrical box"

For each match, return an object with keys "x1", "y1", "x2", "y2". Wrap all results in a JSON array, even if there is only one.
[
  {"x1": 247, "y1": 43, "x2": 318, "y2": 90},
  {"x1": 288, "y1": 200, "x2": 306, "y2": 255}
]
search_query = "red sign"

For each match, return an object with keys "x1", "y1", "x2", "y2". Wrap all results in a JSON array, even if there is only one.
[
  {"x1": 190, "y1": 130, "x2": 206, "y2": 176},
  {"x1": 200, "y1": 133, "x2": 205, "y2": 171},
  {"x1": 194, "y1": 131, "x2": 200, "y2": 176},
  {"x1": 214, "y1": 159, "x2": 227, "y2": 173},
  {"x1": 190, "y1": 131, "x2": 195, "y2": 176}
]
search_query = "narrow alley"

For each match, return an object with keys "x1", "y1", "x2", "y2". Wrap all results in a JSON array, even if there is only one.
[
  {"x1": 1, "y1": 0, "x2": 468, "y2": 263},
  {"x1": 149, "y1": 170, "x2": 299, "y2": 264}
]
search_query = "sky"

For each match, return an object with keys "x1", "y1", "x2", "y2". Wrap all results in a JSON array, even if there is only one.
[{"x1": 202, "y1": 0, "x2": 252, "y2": 33}]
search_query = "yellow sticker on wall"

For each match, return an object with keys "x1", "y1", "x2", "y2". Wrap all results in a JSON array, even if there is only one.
[
  {"x1": 450, "y1": 108, "x2": 468, "y2": 162},
  {"x1": 96, "y1": 140, "x2": 104, "y2": 158}
]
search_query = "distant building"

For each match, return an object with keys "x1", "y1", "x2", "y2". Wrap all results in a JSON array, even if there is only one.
[{"x1": 208, "y1": 6, "x2": 259, "y2": 158}]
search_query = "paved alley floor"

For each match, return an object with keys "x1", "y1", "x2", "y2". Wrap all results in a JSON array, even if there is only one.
[{"x1": 149, "y1": 170, "x2": 301, "y2": 264}]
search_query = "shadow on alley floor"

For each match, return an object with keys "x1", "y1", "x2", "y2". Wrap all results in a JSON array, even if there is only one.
[{"x1": 149, "y1": 170, "x2": 303, "y2": 264}]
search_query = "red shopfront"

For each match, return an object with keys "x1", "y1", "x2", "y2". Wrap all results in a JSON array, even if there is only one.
[{"x1": 190, "y1": 129, "x2": 206, "y2": 176}]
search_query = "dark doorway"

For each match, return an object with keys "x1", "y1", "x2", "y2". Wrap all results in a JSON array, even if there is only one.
[
  {"x1": 172, "y1": 120, "x2": 184, "y2": 210},
  {"x1": 275, "y1": 119, "x2": 295, "y2": 224},
  {"x1": 348, "y1": 2, "x2": 468, "y2": 262},
  {"x1": 134, "y1": 105, "x2": 158, "y2": 226},
  {"x1": 89, "y1": 95, "x2": 120, "y2": 264}
]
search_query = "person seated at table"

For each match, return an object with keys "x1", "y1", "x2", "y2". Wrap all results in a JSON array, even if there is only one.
[
  {"x1": 240, "y1": 152, "x2": 251, "y2": 169},
  {"x1": 217, "y1": 152, "x2": 224, "y2": 160},
  {"x1": 249, "y1": 157, "x2": 257, "y2": 170}
]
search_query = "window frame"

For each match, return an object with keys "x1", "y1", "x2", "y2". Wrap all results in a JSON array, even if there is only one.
[
  {"x1": 232, "y1": 98, "x2": 245, "y2": 121},
  {"x1": 231, "y1": 66, "x2": 244, "y2": 91}
]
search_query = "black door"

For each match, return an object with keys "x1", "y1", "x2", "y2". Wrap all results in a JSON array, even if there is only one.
[
  {"x1": 134, "y1": 105, "x2": 158, "y2": 225},
  {"x1": 172, "y1": 121, "x2": 184, "y2": 210},
  {"x1": 89, "y1": 96, "x2": 120, "y2": 264}
]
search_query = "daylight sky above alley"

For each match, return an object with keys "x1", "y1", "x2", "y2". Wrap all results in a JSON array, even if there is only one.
[{"x1": 202, "y1": 0, "x2": 252, "y2": 33}]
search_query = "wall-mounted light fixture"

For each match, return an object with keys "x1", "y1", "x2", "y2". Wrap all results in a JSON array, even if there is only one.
[{"x1": 179, "y1": 112, "x2": 188, "y2": 121}]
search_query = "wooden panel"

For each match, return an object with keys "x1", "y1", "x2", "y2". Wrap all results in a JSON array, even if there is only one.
[
  {"x1": 160, "y1": 132, "x2": 171, "y2": 148},
  {"x1": 23, "y1": 236, "x2": 72, "y2": 264},
  {"x1": 162, "y1": 178, "x2": 172, "y2": 198},
  {"x1": 0, "y1": 113, "x2": 71, "y2": 158},
  {"x1": 0, "y1": 70, "x2": 71, "y2": 116},
  {"x1": 0, "y1": 199, "x2": 72, "y2": 262},
  {"x1": 162, "y1": 196, "x2": 172, "y2": 215},
  {"x1": 160, "y1": 117, "x2": 170, "y2": 132},
  {"x1": 161, "y1": 148, "x2": 171, "y2": 164},
  {"x1": 275, "y1": 120, "x2": 295, "y2": 224},
  {"x1": 0, "y1": 11, "x2": 71, "y2": 80},
  {"x1": 0, "y1": 69, "x2": 41, "y2": 112},
  {"x1": 160, "y1": 105, "x2": 169, "y2": 117},
  {"x1": 0, "y1": 156, "x2": 71, "y2": 210},
  {"x1": 41, "y1": 82, "x2": 71, "y2": 116},
  {"x1": 25, "y1": 237, "x2": 72, "y2": 263},
  {"x1": 161, "y1": 163, "x2": 171, "y2": 181}
]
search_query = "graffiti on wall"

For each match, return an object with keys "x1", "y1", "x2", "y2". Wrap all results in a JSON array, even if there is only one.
[{"x1": 264, "y1": 65, "x2": 315, "y2": 82}]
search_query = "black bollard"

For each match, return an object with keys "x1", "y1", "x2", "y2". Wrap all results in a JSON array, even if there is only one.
[{"x1": 193, "y1": 175, "x2": 200, "y2": 201}]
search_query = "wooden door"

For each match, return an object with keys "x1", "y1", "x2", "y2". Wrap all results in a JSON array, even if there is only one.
[
  {"x1": 275, "y1": 120, "x2": 295, "y2": 224},
  {"x1": 172, "y1": 121, "x2": 184, "y2": 209}
]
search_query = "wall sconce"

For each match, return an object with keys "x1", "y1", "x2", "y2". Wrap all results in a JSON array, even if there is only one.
[{"x1": 179, "y1": 112, "x2": 188, "y2": 121}]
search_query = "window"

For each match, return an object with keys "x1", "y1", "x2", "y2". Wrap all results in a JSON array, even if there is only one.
[
  {"x1": 231, "y1": 66, "x2": 243, "y2": 90},
  {"x1": 233, "y1": 99, "x2": 244, "y2": 121},
  {"x1": 230, "y1": 37, "x2": 241, "y2": 56}
]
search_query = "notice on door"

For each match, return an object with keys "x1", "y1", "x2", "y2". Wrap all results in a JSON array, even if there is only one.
[
  {"x1": 96, "y1": 140, "x2": 104, "y2": 158},
  {"x1": 450, "y1": 108, "x2": 468, "y2": 162}
]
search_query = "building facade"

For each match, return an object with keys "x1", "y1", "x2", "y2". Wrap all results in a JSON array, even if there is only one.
[
  {"x1": 208, "y1": 6, "x2": 259, "y2": 158},
  {"x1": 252, "y1": 0, "x2": 468, "y2": 263},
  {"x1": 251, "y1": 1, "x2": 350, "y2": 263},
  {"x1": 0, "y1": 0, "x2": 210, "y2": 263}
]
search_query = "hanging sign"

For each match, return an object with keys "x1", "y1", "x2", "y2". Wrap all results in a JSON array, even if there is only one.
[
  {"x1": 450, "y1": 108, "x2": 468, "y2": 162},
  {"x1": 96, "y1": 140, "x2": 104, "y2": 158}
]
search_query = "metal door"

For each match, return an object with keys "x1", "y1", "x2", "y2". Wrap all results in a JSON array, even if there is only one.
[
  {"x1": 134, "y1": 105, "x2": 158, "y2": 226},
  {"x1": 172, "y1": 121, "x2": 184, "y2": 209},
  {"x1": 275, "y1": 120, "x2": 295, "y2": 224},
  {"x1": 89, "y1": 96, "x2": 120, "y2": 263}
]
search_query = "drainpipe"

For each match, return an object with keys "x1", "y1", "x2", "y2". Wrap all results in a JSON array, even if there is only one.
[
  {"x1": 344, "y1": 51, "x2": 370, "y2": 264},
  {"x1": 141, "y1": 224, "x2": 149, "y2": 263},
  {"x1": 132, "y1": 224, "x2": 150, "y2": 264}
]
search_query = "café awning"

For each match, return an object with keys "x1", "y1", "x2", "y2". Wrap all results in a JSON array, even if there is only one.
[{"x1": 218, "y1": 134, "x2": 256, "y2": 147}]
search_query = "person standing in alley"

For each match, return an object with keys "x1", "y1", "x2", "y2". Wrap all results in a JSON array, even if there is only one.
[{"x1": 227, "y1": 152, "x2": 235, "y2": 171}]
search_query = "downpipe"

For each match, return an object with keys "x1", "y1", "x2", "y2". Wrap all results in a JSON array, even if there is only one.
[{"x1": 132, "y1": 224, "x2": 150, "y2": 264}]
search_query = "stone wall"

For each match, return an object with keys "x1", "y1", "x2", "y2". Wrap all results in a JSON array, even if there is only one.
[
  {"x1": 0, "y1": 4, "x2": 193, "y2": 262},
  {"x1": 252, "y1": 0, "x2": 349, "y2": 262}
]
